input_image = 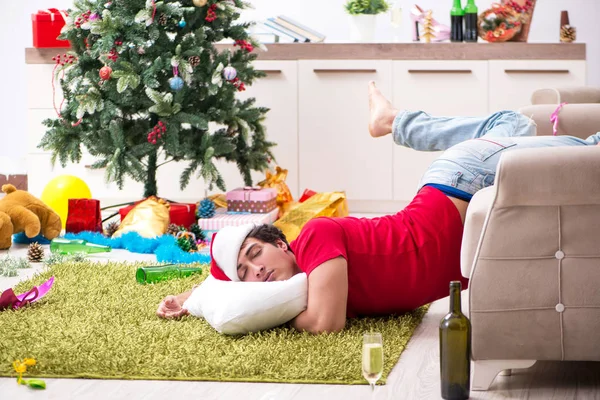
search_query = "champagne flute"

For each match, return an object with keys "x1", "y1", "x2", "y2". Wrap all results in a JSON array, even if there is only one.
[
  {"x1": 362, "y1": 332, "x2": 384, "y2": 392},
  {"x1": 390, "y1": 1, "x2": 403, "y2": 42}
]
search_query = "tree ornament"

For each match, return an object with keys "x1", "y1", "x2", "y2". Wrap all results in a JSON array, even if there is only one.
[
  {"x1": 158, "y1": 13, "x2": 168, "y2": 25},
  {"x1": 104, "y1": 2, "x2": 112, "y2": 8},
  {"x1": 197, "y1": 198, "x2": 216, "y2": 219},
  {"x1": 104, "y1": 221, "x2": 120, "y2": 237},
  {"x1": 167, "y1": 223, "x2": 184, "y2": 236},
  {"x1": 422, "y1": 10, "x2": 436, "y2": 43},
  {"x1": 176, "y1": 236, "x2": 192, "y2": 252},
  {"x1": 137, "y1": 46, "x2": 146, "y2": 54},
  {"x1": 205, "y1": 4, "x2": 218, "y2": 22},
  {"x1": 189, "y1": 223, "x2": 206, "y2": 242},
  {"x1": 169, "y1": 65, "x2": 184, "y2": 91},
  {"x1": 176, "y1": 231, "x2": 198, "y2": 252},
  {"x1": 178, "y1": 18, "x2": 187, "y2": 28},
  {"x1": 146, "y1": 40, "x2": 155, "y2": 47},
  {"x1": 147, "y1": 120, "x2": 166, "y2": 144},
  {"x1": 234, "y1": 39, "x2": 254, "y2": 52},
  {"x1": 107, "y1": 48, "x2": 119, "y2": 62},
  {"x1": 27, "y1": 243, "x2": 44, "y2": 263},
  {"x1": 188, "y1": 56, "x2": 201, "y2": 68},
  {"x1": 193, "y1": 0, "x2": 208, "y2": 6},
  {"x1": 223, "y1": 66, "x2": 237, "y2": 81},
  {"x1": 99, "y1": 66, "x2": 112, "y2": 80}
]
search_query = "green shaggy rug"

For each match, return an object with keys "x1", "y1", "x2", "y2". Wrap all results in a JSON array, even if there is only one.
[{"x1": 0, "y1": 261, "x2": 427, "y2": 384}]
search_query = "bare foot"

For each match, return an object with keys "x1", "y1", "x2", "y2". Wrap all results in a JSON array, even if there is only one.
[
  {"x1": 156, "y1": 295, "x2": 189, "y2": 319},
  {"x1": 368, "y1": 81, "x2": 398, "y2": 138}
]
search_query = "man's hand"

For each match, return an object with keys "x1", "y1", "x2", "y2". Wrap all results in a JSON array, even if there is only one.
[{"x1": 156, "y1": 295, "x2": 189, "y2": 319}]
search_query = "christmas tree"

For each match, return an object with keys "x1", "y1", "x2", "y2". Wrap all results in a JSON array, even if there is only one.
[
  {"x1": 422, "y1": 10, "x2": 436, "y2": 43},
  {"x1": 40, "y1": 0, "x2": 274, "y2": 198}
]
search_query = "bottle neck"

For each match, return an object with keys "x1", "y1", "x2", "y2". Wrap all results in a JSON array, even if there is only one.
[
  {"x1": 451, "y1": 0, "x2": 464, "y2": 16},
  {"x1": 449, "y1": 286, "x2": 462, "y2": 314},
  {"x1": 464, "y1": 0, "x2": 478, "y2": 14}
]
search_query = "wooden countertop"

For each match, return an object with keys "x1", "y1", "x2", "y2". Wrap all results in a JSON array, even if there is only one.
[{"x1": 26, "y1": 43, "x2": 586, "y2": 64}]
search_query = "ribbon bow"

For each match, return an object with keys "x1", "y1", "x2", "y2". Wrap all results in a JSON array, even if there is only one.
[
  {"x1": 242, "y1": 186, "x2": 262, "y2": 201},
  {"x1": 550, "y1": 102, "x2": 568, "y2": 136}
]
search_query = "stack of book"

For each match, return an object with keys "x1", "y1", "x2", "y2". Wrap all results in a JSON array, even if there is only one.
[{"x1": 259, "y1": 15, "x2": 326, "y2": 43}]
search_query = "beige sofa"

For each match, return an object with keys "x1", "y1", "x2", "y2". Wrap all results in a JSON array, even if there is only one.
[{"x1": 461, "y1": 87, "x2": 600, "y2": 391}]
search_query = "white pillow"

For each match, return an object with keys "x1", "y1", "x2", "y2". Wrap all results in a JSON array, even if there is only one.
[{"x1": 182, "y1": 273, "x2": 308, "y2": 335}]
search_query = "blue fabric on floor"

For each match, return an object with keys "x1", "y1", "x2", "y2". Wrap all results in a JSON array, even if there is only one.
[
  {"x1": 12, "y1": 233, "x2": 51, "y2": 245},
  {"x1": 64, "y1": 231, "x2": 211, "y2": 264}
]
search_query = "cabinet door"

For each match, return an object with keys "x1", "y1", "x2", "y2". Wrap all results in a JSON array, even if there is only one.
[
  {"x1": 212, "y1": 60, "x2": 299, "y2": 197},
  {"x1": 392, "y1": 61, "x2": 489, "y2": 203},
  {"x1": 298, "y1": 60, "x2": 393, "y2": 201},
  {"x1": 27, "y1": 65, "x2": 63, "y2": 110},
  {"x1": 489, "y1": 60, "x2": 587, "y2": 111}
]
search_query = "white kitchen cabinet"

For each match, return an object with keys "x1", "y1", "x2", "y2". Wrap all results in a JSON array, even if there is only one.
[
  {"x1": 392, "y1": 60, "x2": 489, "y2": 203},
  {"x1": 489, "y1": 60, "x2": 586, "y2": 112},
  {"x1": 298, "y1": 60, "x2": 394, "y2": 201}
]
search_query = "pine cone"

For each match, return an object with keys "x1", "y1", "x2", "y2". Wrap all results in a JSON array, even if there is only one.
[
  {"x1": 189, "y1": 223, "x2": 206, "y2": 242},
  {"x1": 188, "y1": 55, "x2": 201, "y2": 68},
  {"x1": 177, "y1": 236, "x2": 193, "y2": 252},
  {"x1": 104, "y1": 221, "x2": 120, "y2": 237},
  {"x1": 158, "y1": 13, "x2": 168, "y2": 26},
  {"x1": 197, "y1": 198, "x2": 216, "y2": 219},
  {"x1": 167, "y1": 223, "x2": 184, "y2": 236},
  {"x1": 28, "y1": 242, "x2": 45, "y2": 263},
  {"x1": 560, "y1": 25, "x2": 576, "y2": 43}
]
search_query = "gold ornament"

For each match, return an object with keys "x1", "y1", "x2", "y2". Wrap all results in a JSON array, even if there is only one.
[
  {"x1": 421, "y1": 10, "x2": 436, "y2": 43},
  {"x1": 560, "y1": 25, "x2": 576, "y2": 43},
  {"x1": 193, "y1": 0, "x2": 208, "y2": 6}
]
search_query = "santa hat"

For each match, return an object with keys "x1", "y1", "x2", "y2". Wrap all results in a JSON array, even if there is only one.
[{"x1": 209, "y1": 224, "x2": 255, "y2": 282}]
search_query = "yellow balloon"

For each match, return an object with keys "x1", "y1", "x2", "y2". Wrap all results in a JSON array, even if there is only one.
[{"x1": 40, "y1": 175, "x2": 92, "y2": 229}]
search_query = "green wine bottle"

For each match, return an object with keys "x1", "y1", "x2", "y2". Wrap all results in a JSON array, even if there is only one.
[
  {"x1": 136, "y1": 265, "x2": 203, "y2": 284},
  {"x1": 464, "y1": 0, "x2": 478, "y2": 42},
  {"x1": 450, "y1": 0, "x2": 465, "y2": 42},
  {"x1": 50, "y1": 238, "x2": 112, "y2": 255},
  {"x1": 439, "y1": 281, "x2": 471, "y2": 400}
]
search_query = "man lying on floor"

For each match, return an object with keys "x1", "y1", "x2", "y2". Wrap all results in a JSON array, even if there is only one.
[{"x1": 157, "y1": 82, "x2": 600, "y2": 334}]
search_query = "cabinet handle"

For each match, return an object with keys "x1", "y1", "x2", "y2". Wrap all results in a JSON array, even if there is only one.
[
  {"x1": 313, "y1": 69, "x2": 377, "y2": 73},
  {"x1": 504, "y1": 69, "x2": 570, "y2": 74},
  {"x1": 408, "y1": 69, "x2": 472, "y2": 74},
  {"x1": 258, "y1": 69, "x2": 282, "y2": 74}
]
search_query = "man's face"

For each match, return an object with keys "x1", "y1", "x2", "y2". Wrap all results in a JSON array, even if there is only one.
[{"x1": 236, "y1": 237, "x2": 298, "y2": 282}]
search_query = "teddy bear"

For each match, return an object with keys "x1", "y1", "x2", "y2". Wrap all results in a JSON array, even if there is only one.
[{"x1": 0, "y1": 184, "x2": 62, "y2": 250}]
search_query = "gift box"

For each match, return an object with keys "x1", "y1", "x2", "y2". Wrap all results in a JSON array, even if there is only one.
[
  {"x1": 226, "y1": 187, "x2": 278, "y2": 213},
  {"x1": 197, "y1": 207, "x2": 279, "y2": 232},
  {"x1": 119, "y1": 201, "x2": 197, "y2": 229},
  {"x1": 32, "y1": 9, "x2": 70, "y2": 48},
  {"x1": 66, "y1": 199, "x2": 102, "y2": 234}
]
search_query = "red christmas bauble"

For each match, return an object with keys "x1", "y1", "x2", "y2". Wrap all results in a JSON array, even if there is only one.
[{"x1": 99, "y1": 66, "x2": 112, "y2": 80}]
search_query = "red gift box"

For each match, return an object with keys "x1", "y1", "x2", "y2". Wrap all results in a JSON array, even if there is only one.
[
  {"x1": 119, "y1": 201, "x2": 197, "y2": 229},
  {"x1": 66, "y1": 199, "x2": 103, "y2": 234},
  {"x1": 32, "y1": 9, "x2": 70, "y2": 48}
]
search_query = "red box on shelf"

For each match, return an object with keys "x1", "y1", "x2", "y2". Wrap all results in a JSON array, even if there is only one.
[
  {"x1": 32, "y1": 9, "x2": 70, "y2": 48},
  {"x1": 119, "y1": 201, "x2": 198, "y2": 229}
]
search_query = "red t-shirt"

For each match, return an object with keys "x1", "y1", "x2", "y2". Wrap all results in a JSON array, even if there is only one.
[{"x1": 289, "y1": 186, "x2": 468, "y2": 318}]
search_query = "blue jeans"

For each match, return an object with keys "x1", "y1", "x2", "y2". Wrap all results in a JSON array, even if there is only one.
[{"x1": 392, "y1": 110, "x2": 600, "y2": 200}]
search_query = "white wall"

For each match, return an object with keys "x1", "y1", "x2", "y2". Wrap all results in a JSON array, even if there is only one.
[{"x1": 3, "y1": 0, "x2": 599, "y2": 172}]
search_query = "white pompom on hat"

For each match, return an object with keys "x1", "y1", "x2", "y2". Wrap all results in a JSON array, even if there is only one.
[{"x1": 209, "y1": 224, "x2": 256, "y2": 282}]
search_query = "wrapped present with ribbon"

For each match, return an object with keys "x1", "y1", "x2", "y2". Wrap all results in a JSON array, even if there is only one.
[
  {"x1": 257, "y1": 166, "x2": 294, "y2": 216},
  {"x1": 197, "y1": 207, "x2": 280, "y2": 236},
  {"x1": 226, "y1": 187, "x2": 278, "y2": 214},
  {"x1": 32, "y1": 9, "x2": 70, "y2": 48},
  {"x1": 65, "y1": 199, "x2": 103, "y2": 234},
  {"x1": 114, "y1": 197, "x2": 170, "y2": 238},
  {"x1": 274, "y1": 191, "x2": 348, "y2": 242},
  {"x1": 120, "y1": 200, "x2": 197, "y2": 229}
]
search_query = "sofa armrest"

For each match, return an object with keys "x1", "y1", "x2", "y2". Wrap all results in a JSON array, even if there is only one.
[
  {"x1": 461, "y1": 186, "x2": 495, "y2": 278},
  {"x1": 494, "y1": 146, "x2": 600, "y2": 209},
  {"x1": 519, "y1": 104, "x2": 600, "y2": 138},
  {"x1": 531, "y1": 87, "x2": 600, "y2": 105}
]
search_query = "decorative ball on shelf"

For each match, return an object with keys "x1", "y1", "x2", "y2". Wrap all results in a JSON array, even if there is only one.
[
  {"x1": 197, "y1": 198, "x2": 216, "y2": 219},
  {"x1": 178, "y1": 19, "x2": 187, "y2": 28},
  {"x1": 27, "y1": 242, "x2": 45, "y2": 263},
  {"x1": 193, "y1": 0, "x2": 208, "y2": 6},
  {"x1": 169, "y1": 76, "x2": 184, "y2": 91},
  {"x1": 223, "y1": 66, "x2": 237, "y2": 81},
  {"x1": 99, "y1": 65, "x2": 113, "y2": 80}
]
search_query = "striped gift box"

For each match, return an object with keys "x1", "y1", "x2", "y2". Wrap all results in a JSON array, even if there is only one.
[{"x1": 197, "y1": 207, "x2": 279, "y2": 231}]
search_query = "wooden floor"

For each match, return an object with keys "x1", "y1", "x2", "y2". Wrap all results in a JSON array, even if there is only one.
[{"x1": 2, "y1": 244, "x2": 600, "y2": 400}]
